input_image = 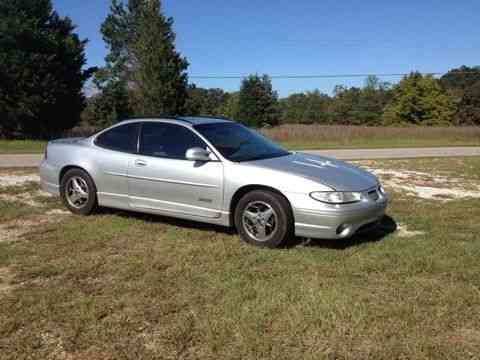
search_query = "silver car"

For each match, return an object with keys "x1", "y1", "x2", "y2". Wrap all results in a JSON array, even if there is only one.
[{"x1": 39, "y1": 117, "x2": 388, "y2": 248}]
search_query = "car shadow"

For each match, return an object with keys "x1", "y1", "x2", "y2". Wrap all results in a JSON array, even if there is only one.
[
  {"x1": 299, "y1": 215, "x2": 397, "y2": 250},
  {"x1": 97, "y1": 208, "x2": 396, "y2": 250},
  {"x1": 97, "y1": 207, "x2": 236, "y2": 235}
]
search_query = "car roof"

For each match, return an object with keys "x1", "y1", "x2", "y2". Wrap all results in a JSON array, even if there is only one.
[
  {"x1": 118, "y1": 116, "x2": 233, "y2": 126},
  {"x1": 178, "y1": 116, "x2": 233, "y2": 125}
]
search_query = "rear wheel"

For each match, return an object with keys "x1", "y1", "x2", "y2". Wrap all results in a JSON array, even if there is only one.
[
  {"x1": 234, "y1": 190, "x2": 294, "y2": 248},
  {"x1": 60, "y1": 168, "x2": 98, "y2": 215}
]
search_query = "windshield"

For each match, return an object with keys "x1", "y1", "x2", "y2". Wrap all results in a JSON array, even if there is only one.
[{"x1": 194, "y1": 122, "x2": 290, "y2": 162}]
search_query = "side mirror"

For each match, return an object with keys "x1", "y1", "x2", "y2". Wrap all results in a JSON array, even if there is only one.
[{"x1": 185, "y1": 147, "x2": 212, "y2": 162}]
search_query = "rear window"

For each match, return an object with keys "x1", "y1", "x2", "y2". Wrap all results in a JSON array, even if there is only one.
[{"x1": 95, "y1": 123, "x2": 139, "y2": 153}]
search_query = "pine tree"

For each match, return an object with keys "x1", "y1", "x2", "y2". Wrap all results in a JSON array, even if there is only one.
[
  {"x1": 99, "y1": 0, "x2": 189, "y2": 117},
  {"x1": 0, "y1": 0, "x2": 93, "y2": 138}
]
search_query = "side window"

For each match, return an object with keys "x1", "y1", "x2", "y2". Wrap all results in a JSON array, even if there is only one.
[
  {"x1": 140, "y1": 122, "x2": 207, "y2": 160},
  {"x1": 95, "y1": 123, "x2": 139, "y2": 153}
]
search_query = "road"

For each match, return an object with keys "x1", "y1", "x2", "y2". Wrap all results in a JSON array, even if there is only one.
[{"x1": 1, "y1": 147, "x2": 480, "y2": 168}]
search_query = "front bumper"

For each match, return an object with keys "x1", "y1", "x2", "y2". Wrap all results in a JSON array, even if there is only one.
[{"x1": 290, "y1": 188, "x2": 388, "y2": 239}]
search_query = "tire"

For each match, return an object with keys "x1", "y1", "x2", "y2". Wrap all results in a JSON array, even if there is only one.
[
  {"x1": 60, "y1": 168, "x2": 98, "y2": 215},
  {"x1": 234, "y1": 190, "x2": 294, "y2": 248}
]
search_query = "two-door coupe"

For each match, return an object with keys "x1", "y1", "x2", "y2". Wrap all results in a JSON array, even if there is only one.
[{"x1": 40, "y1": 116, "x2": 388, "y2": 248}]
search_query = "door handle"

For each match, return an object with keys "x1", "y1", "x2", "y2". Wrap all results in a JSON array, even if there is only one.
[{"x1": 134, "y1": 159, "x2": 147, "y2": 167}]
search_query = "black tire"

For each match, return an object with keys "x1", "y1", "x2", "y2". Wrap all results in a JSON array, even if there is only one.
[
  {"x1": 60, "y1": 168, "x2": 98, "y2": 215},
  {"x1": 234, "y1": 190, "x2": 294, "y2": 248}
]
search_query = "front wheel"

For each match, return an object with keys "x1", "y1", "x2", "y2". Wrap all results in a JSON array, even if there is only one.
[
  {"x1": 60, "y1": 168, "x2": 98, "y2": 215},
  {"x1": 234, "y1": 190, "x2": 294, "y2": 248}
]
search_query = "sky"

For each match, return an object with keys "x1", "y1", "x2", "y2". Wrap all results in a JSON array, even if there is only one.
[{"x1": 52, "y1": 0, "x2": 480, "y2": 97}]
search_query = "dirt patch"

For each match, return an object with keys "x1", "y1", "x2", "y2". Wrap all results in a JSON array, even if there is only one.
[
  {"x1": 0, "y1": 267, "x2": 16, "y2": 295},
  {"x1": 45, "y1": 209, "x2": 71, "y2": 216},
  {"x1": 0, "y1": 221, "x2": 32, "y2": 242},
  {"x1": 39, "y1": 332, "x2": 73, "y2": 360},
  {"x1": 359, "y1": 167, "x2": 480, "y2": 201},
  {"x1": 450, "y1": 328, "x2": 480, "y2": 347},
  {"x1": 396, "y1": 223, "x2": 426, "y2": 238},
  {"x1": 0, "y1": 190, "x2": 51, "y2": 207},
  {"x1": 0, "y1": 174, "x2": 40, "y2": 187},
  {"x1": 0, "y1": 213, "x2": 69, "y2": 243},
  {"x1": 398, "y1": 185, "x2": 480, "y2": 201},
  {"x1": 436, "y1": 327, "x2": 480, "y2": 353}
]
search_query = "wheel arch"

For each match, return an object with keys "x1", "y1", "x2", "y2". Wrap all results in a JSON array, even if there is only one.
[
  {"x1": 229, "y1": 184, "x2": 294, "y2": 226},
  {"x1": 59, "y1": 165, "x2": 94, "y2": 185}
]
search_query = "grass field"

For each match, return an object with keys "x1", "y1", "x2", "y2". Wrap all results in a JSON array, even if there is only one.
[
  {"x1": 262, "y1": 125, "x2": 480, "y2": 150},
  {"x1": 1, "y1": 157, "x2": 480, "y2": 359},
  {"x1": 1, "y1": 125, "x2": 479, "y2": 154},
  {"x1": 0, "y1": 140, "x2": 46, "y2": 154}
]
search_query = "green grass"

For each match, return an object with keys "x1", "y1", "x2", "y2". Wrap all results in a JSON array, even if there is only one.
[
  {"x1": 0, "y1": 140, "x2": 46, "y2": 154},
  {"x1": 0, "y1": 158, "x2": 480, "y2": 358}
]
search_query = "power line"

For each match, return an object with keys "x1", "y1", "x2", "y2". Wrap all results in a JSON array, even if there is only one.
[{"x1": 189, "y1": 71, "x2": 479, "y2": 80}]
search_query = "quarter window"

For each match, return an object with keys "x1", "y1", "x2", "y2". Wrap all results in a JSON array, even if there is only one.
[
  {"x1": 95, "y1": 123, "x2": 139, "y2": 153},
  {"x1": 139, "y1": 122, "x2": 207, "y2": 160}
]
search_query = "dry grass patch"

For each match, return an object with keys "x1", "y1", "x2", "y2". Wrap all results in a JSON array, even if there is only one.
[
  {"x1": 262, "y1": 124, "x2": 480, "y2": 149},
  {"x1": 0, "y1": 190, "x2": 46, "y2": 207},
  {"x1": 0, "y1": 174, "x2": 40, "y2": 188},
  {"x1": 2, "y1": 126, "x2": 480, "y2": 154},
  {"x1": 0, "y1": 214, "x2": 69, "y2": 243},
  {"x1": 0, "y1": 267, "x2": 16, "y2": 295}
]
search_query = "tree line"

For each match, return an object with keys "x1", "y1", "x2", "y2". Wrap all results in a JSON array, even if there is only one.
[
  {"x1": 1, "y1": 0, "x2": 480, "y2": 139},
  {"x1": 174, "y1": 69, "x2": 479, "y2": 128}
]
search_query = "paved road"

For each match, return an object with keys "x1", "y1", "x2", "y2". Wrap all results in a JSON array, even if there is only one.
[{"x1": 1, "y1": 147, "x2": 480, "y2": 168}]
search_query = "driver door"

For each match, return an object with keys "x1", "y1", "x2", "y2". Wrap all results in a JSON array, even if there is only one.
[{"x1": 127, "y1": 122, "x2": 224, "y2": 219}]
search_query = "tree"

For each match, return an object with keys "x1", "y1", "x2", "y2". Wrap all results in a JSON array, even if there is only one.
[
  {"x1": 185, "y1": 86, "x2": 228, "y2": 116},
  {"x1": 280, "y1": 90, "x2": 332, "y2": 124},
  {"x1": 82, "y1": 81, "x2": 132, "y2": 128},
  {"x1": 236, "y1": 74, "x2": 279, "y2": 127},
  {"x1": 330, "y1": 86, "x2": 363, "y2": 125},
  {"x1": 99, "y1": 0, "x2": 189, "y2": 117},
  {"x1": 357, "y1": 76, "x2": 392, "y2": 125},
  {"x1": 457, "y1": 81, "x2": 480, "y2": 125},
  {"x1": 440, "y1": 65, "x2": 480, "y2": 124},
  {"x1": 383, "y1": 72, "x2": 456, "y2": 125},
  {"x1": 440, "y1": 66, "x2": 480, "y2": 99},
  {"x1": 0, "y1": 0, "x2": 94, "y2": 138},
  {"x1": 328, "y1": 77, "x2": 392, "y2": 125},
  {"x1": 217, "y1": 92, "x2": 239, "y2": 119}
]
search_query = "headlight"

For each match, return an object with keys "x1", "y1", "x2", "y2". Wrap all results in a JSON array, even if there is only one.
[
  {"x1": 378, "y1": 185, "x2": 386, "y2": 195},
  {"x1": 310, "y1": 191, "x2": 363, "y2": 204}
]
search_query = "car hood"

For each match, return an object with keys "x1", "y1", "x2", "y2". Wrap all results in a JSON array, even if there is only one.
[{"x1": 246, "y1": 152, "x2": 378, "y2": 191}]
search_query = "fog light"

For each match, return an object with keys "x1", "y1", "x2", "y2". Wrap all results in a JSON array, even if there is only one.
[{"x1": 336, "y1": 224, "x2": 349, "y2": 235}]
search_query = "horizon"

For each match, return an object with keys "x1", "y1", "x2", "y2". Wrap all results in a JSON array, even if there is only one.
[{"x1": 53, "y1": 0, "x2": 480, "y2": 97}]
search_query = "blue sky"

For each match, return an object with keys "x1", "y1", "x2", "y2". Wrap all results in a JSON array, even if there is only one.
[{"x1": 53, "y1": 0, "x2": 480, "y2": 97}]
